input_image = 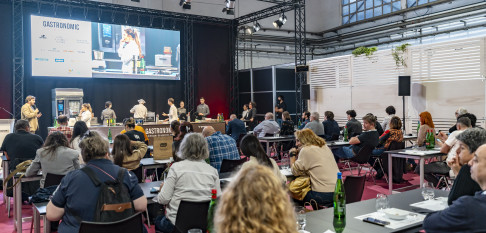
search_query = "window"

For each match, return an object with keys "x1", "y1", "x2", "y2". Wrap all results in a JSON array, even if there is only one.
[
  {"x1": 342, "y1": 0, "x2": 401, "y2": 25},
  {"x1": 407, "y1": 0, "x2": 436, "y2": 8}
]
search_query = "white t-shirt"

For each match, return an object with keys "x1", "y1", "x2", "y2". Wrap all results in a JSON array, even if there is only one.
[
  {"x1": 445, "y1": 130, "x2": 464, "y2": 161},
  {"x1": 169, "y1": 104, "x2": 178, "y2": 122}
]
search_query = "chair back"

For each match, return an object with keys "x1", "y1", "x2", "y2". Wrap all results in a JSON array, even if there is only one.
[
  {"x1": 44, "y1": 173, "x2": 65, "y2": 187},
  {"x1": 172, "y1": 200, "x2": 210, "y2": 233},
  {"x1": 343, "y1": 175, "x2": 366, "y2": 204},
  {"x1": 79, "y1": 212, "x2": 143, "y2": 233},
  {"x1": 220, "y1": 158, "x2": 247, "y2": 173},
  {"x1": 351, "y1": 145, "x2": 373, "y2": 164},
  {"x1": 131, "y1": 165, "x2": 144, "y2": 183}
]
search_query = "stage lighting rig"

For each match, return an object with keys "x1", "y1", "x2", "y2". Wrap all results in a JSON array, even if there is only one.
[
  {"x1": 180, "y1": 0, "x2": 192, "y2": 10},
  {"x1": 273, "y1": 13, "x2": 287, "y2": 28},
  {"x1": 223, "y1": 0, "x2": 236, "y2": 15},
  {"x1": 252, "y1": 22, "x2": 261, "y2": 33}
]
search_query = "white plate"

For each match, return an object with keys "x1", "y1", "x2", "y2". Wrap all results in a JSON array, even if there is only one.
[{"x1": 383, "y1": 208, "x2": 409, "y2": 220}]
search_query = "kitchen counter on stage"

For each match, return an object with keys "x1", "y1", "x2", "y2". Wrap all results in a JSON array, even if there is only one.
[{"x1": 48, "y1": 121, "x2": 226, "y2": 145}]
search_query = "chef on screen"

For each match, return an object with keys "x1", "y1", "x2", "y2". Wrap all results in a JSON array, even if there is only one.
[{"x1": 117, "y1": 27, "x2": 142, "y2": 73}]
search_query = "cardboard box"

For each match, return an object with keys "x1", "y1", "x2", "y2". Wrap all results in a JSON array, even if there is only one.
[{"x1": 153, "y1": 136, "x2": 173, "y2": 160}]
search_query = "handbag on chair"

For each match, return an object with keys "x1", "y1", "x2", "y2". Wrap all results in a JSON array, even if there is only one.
[{"x1": 288, "y1": 176, "x2": 311, "y2": 201}]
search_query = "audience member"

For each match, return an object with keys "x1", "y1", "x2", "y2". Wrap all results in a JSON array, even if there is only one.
[
  {"x1": 49, "y1": 115, "x2": 73, "y2": 141},
  {"x1": 446, "y1": 128, "x2": 486, "y2": 205},
  {"x1": 215, "y1": 164, "x2": 298, "y2": 233},
  {"x1": 345, "y1": 110, "x2": 362, "y2": 137},
  {"x1": 253, "y1": 112, "x2": 280, "y2": 137},
  {"x1": 423, "y1": 117, "x2": 471, "y2": 186},
  {"x1": 46, "y1": 131, "x2": 147, "y2": 233},
  {"x1": 280, "y1": 111, "x2": 295, "y2": 136},
  {"x1": 291, "y1": 129, "x2": 339, "y2": 207},
  {"x1": 450, "y1": 112, "x2": 478, "y2": 133},
  {"x1": 240, "y1": 135, "x2": 286, "y2": 183},
  {"x1": 334, "y1": 114, "x2": 379, "y2": 159},
  {"x1": 156, "y1": 133, "x2": 220, "y2": 233},
  {"x1": 417, "y1": 111, "x2": 436, "y2": 146},
  {"x1": 122, "y1": 118, "x2": 147, "y2": 144},
  {"x1": 423, "y1": 143, "x2": 486, "y2": 232},
  {"x1": 304, "y1": 112, "x2": 325, "y2": 136},
  {"x1": 372, "y1": 116, "x2": 403, "y2": 179},
  {"x1": 172, "y1": 122, "x2": 194, "y2": 162},
  {"x1": 25, "y1": 131, "x2": 80, "y2": 188},
  {"x1": 449, "y1": 107, "x2": 468, "y2": 133},
  {"x1": 323, "y1": 111, "x2": 340, "y2": 141},
  {"x1": 298, "y1": 111, "x2": 311, "y2": 130},
  {"x1": 170, "y1": 120, "x2": 180, "y2": 139},
  {"x1": 382, "y1": 106, "x2": 396, "y2": 131},
  {"x1": 226, "y1": 114, "x2": 246, "y2": 143},
  {"x1": 112, "y1": 134, "x2": 148, "y2": 170},
  {"x1": 69, "y1": 121, "x2": 88, "y2": 164},
  {"x1": 203, "y1": 126, "x2": 240, "y2": 173}
]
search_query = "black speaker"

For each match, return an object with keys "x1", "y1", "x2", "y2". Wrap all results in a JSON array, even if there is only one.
[
  {"x1": 302, "y1": 84, "x2": 310, "y2": 100},
  {"x1": 398, "y1": 76, "x2": 411, "y2": 96}
]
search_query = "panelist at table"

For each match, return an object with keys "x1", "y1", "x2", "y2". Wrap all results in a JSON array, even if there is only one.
[{"x1": 195, "y1": 97, "x2": 210, "y2": 120}]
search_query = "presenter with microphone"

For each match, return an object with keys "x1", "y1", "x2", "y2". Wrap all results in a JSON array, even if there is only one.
[{"x1": 21, "y1": 95, "x2": 42, "y2": 133}]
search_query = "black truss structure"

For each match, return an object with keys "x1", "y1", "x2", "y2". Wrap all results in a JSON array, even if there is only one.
[
  {"x1": 229, "y1": 20, "x2": 239, "y2": 115},
  {"x1": 184, "y1": 19, "x2": 195, "y2": 115},
  {"x1": 12, "y1": 0, "x2": 24, "y2": 119},
  {"x1": 236, "y1": 1, "x2": 295, "y2": 26},
  {"x1": 294, "y1": 0, "x2": 306, "y2": 121}
]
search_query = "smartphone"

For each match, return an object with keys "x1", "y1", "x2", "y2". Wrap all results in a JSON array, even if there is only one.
[{"x1": 363, "y1": 217, "x2": 390, "y2": 226}]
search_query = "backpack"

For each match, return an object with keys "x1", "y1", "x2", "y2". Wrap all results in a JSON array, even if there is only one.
[{"x1": 81, "y1": 165, "x2": 135, "y2": 222}]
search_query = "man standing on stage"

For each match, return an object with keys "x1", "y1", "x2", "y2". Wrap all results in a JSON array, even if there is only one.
[
  {"x1": 196, "y1": 97, "x2": 210, "y2": 120},
  {"x1": 130, "y1": 99, "x2": 148, "y2": 119},
  {"x1": 21, "y1": 95, "x2": 42, "y2": 133},
  {"x1": 162, "y1": 98, "x2": 178, "y2": 122},
  {"x1": 275, "y1": 95, "x2": 287, "y2": 126}
]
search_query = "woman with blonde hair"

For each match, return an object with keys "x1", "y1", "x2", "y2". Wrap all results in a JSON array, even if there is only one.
[
  {"x1": 118, "y1": 27, "x2": 143, "y2": 73},
  {"x1": 215, "y1": 164, "x2": 298, "y2": 233},
  {"x1": 79, "y1": 103, "x2": 93, "y2": 127},
  {"x1": 290, "y1": 129, "x2": 339, "y2": 208}
]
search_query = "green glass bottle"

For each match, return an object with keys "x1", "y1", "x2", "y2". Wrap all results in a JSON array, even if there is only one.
[
  {"x1": 207, "y1": 189, "x2": 218, "y2": 233},
  {"x1": 140, "y1": 56, "x2": 146, "y2": 74},
  {"x1": 108, "y1": 127, "x2": 113, "y2": 144},
  {"x1": 417, "y1": 120, "x2": 420, "y2": 135},
  {"x1": 333, "y1": 172, "x2": 346, "y2": 233},
  {"x1": 343, "y1": 126, "x2": 349, "y2": 142}
]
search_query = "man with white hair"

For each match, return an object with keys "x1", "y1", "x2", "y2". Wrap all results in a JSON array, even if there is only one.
[
  {"x1": 130, "y1": 99, "x2": 148, "y2": 119},
  {"x1": 253, "y1": 112, "x2": 280, "y2": 138},
  {"x1": 423, "y1": 142, "x2": 486, "y2": 232},
  {"x1": 226, "y1": 114, "x2": 246, "y2": 143},
  {"x1": 203, "y1": 126, "x2": 240, "y2": 173},
  {"x1": 304, "y1": 112, "x2": 325, "y2": 136},
  {"x1": 449, "y1": 107, "x2": 468, "y2": 133}
]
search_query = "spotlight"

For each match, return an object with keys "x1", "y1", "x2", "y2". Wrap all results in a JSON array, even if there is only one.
[
  {"x1": 252, "y1": 22, "x2": 261, "y2": 33},
  {"x1": 222, "y1": 0, "x2": 236, "y2": 15},
  {"x1": 246, "y1": 26, "x2": 253, "y2": 35},
  {"x1": 273, "y1": 14, "x2": 287, "y2": 29},
  {"x1": 179, "y1": 0, "x2": 192, "y2": 9}
]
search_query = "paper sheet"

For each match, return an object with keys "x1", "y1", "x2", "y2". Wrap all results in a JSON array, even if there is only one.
[
  {"x1": 410, "y1": 197, "x2": 448, "y2": 211},
  {"x1": 355, "y1": 209, "x2": 426, "y2": 230},
  {"x1": 280, "y1": 168, "x2": 293, "y2": 177},
  {"x1": 398, "y1": 150, "x2": 441, "y2": 156}
]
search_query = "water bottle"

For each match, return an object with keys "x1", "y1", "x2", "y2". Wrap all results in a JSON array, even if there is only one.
[
  {"x1": 206, "y1": 189, "x2": 217, "y2": 233},
  {"x1": 333, "y1": 172, "x2": 346, "y2": 233}
]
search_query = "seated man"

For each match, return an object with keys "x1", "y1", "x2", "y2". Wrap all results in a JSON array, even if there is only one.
[
  {"x1": 253, "y1": 112, "x2": 280, "y2": 138},
  {"x1": 334, "y1": 114, "x2": 379, "y2": 160},
  {"x1": 446, "y1": 128, "x2": 486, "y2": 206},
  {"x1": 298, "y1": 111, "x2": 311, "y2": 130},
  {"x1": 49, "y1": 115, "x2": 73, "y2": 141},
  {"x1": 422, "y1": 117, "x2": 471, "y2": 187},
  {"x1": 46, "y1": 131, "x2": 147, "y2": 233},
  {"x1": 423, "y1": 143, "x2": 486, "y2": 232},
  {"x1": 345, "y1": 109, "x2": 362, "y2": 138},
  {"x1": 304, "y1": 112, "x2": 325, "y2": 136},
  {"x1": 226, "y1": 114, "x2": 246, "y2": 143},
  {"x1": 203, "y1": 126, "x2": 240, "y2": 173}
]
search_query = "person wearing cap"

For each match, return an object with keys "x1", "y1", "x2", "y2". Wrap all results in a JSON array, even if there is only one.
[
  {"x1": 100, "y1": 101, "x2": 117, "y2": 125},
  {"x1": 196, "y1": 97, "x2": 210, "y2": 120},
  {"x1": 130, "y1": 99, "x2": 148, "y2": 119}
]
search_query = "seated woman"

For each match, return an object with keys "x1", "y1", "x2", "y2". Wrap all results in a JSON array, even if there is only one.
[
  {"x1": 215, "y1": 164, "x2": 298, "y2": 233},
  {"x1": 172, "y1": 121, "x2": 194, "y2": 162},
  {"x1": 323, "y1": 111, "x2": 340, "y2": 141},
  {"x1": 290, "y1": 129, "x2": 340, "y2": 207},
  {"x1": 280, "y1": 111, "x2": 295, "y2": 136},
  {"x1": 334, "y1": 113, "x2": 380, "y2": 160},
  {"x1": 112, "y1": 134, "x2": 148, "y2": 171},
  {"x1": 26, "y1": 131, "x2": 80, "y2": 188},
  {"x1": 417, "y1": 111, "x2": 436, "y2": 146},
  {"x1": 46, "y1": 131, "x2": 147, "y2": 233},
  {"x1": 155, "y1": 133, "x2": 220, "y2": 233},
  {"x1": 371, "y1": 116, "x2": 403, "y2": 179},
  {"x1": 239, "y1": 134, "x2": 286, "y2": 183},
  {"x1": 70, "y1": 121, "x2": 89, "y2": 164}
]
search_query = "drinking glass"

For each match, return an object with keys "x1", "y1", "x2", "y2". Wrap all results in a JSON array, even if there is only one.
[
  {"x1": 422, "y1": 182, "x2": 435, "y2": 200},
  {"x1": 295, "y1": 206, "x2": 307, "y2": 230},
  {"x1": 281, "y1": 156, "x2": 290, "y2": 170},
  {"x1": 188, "y1": 229, "x2": 202, "y2": 233},
  {"x1": 375, "y1": 194, "x2": 389, "y2": 214},
  {"x1": 339, "y1": 135, "x2": 344, "y2": 142}
]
